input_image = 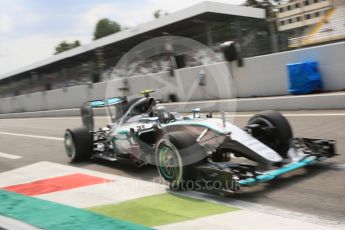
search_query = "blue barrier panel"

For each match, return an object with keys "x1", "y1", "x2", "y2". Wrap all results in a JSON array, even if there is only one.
[{"x1": 286, "y1": 61, "x2": 323, "y2": 95}]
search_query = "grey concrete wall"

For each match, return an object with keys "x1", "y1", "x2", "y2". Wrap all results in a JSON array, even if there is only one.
[
  {"x1": 233, "y1": 41, "x2": 345, "y2": 97},
  {"x1": 0, "y1": 42, "x2": 344, "y2": 114},
  {"x1": 104, "y1": 63, "x2": 235, "y2": 102}
]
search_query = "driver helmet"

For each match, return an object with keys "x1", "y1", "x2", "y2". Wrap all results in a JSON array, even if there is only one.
[{"x1": 156, "y1": 105, "x2": 171, "y2": 123}]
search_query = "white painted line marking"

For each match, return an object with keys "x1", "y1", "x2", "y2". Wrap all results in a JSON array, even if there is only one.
[
  {"x1": 0, "y1": 131, "x2": 63, "y2": 141},
  {"x1": 0, "y1": 152, "x2": 22, "y2": 159},
  {"x1": 37, "y1": 113, "x2": 345, "y2": 119},
  {"x1": 0, "y1": 116, "x2": 108, "y2": 120},
  {"x1": 176, "y1": 190, "x2": 345, "y2": 228},
  {"x1": 258, "y1": 113, "x2": 345, "y2": 117},
  {"x1": 0, "y1": 215, "x2": 37, "y2": 230},
  {"x1": 333, "y1": 164, "x2": 345, "y2": 170},
  {"x1": 324, "y1": 163, "x2": 345, "y2": 170},
  {"x1": 1, "y1": 113, "x2": 345, "y2": 121},
  {"x1": 209, "y1": 113, "x2": 345, "y2": 118}
]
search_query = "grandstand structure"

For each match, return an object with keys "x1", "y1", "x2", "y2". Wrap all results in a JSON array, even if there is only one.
[
  {"x1": 0, "y1": 1, "x2": 267, "y2": 98},
  {"x1": 276, "y1": 0, "x2": 345, "y2": 47},
  {"x1": 276, "y1": 0, "x2": 334, "y2": 32},
  {"x1": 289, "y1": 3, "x2": 345, "y2": 46}
]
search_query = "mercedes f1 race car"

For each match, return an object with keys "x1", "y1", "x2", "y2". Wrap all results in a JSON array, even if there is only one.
[{"x1": 64, "y1": 90, "x2": 336, "y2": 192}]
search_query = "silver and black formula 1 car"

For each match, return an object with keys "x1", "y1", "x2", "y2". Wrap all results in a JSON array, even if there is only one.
[{"x1": 64, "y1": 90, "x2": 336, "y2": 192}]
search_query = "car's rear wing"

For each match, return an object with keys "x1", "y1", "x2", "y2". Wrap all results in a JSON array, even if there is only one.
[{"x1": 81, "y1": 97, "x2": 127, "y2": 131}]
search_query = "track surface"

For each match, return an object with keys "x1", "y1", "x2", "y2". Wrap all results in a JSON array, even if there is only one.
[{"x1": 0, "y1": 110, "x2": 344, "y2": 222}]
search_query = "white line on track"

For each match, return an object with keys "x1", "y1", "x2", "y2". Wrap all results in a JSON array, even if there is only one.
[
  {"x1": 176, "y1": 191, "x2": 345, "y2": 228},
  {"x1": 0, "y1": 131, "x2": 63, "y2": 141},
  {"x1": 1, "y1": 112, "x2": 345, "y2": 121},
  {"x1": 323, "y1": 163, "x2": 345, "y2": 170},
  {"x1": 221, "y1": 113, "x2": 345, "y2": 117},
  {"x1": 0, "y1": 117, "x2": 107, "y2": 120},
  {"x1": 0, "y1": 215, "x2": 37, "y2": 229},
  {"x1": 250, "y1": 113, "x2": 344, "y2": 117},
  {"x1": 334, "y1": 164, "x2": 345, "y2": 169},
  {"x1": 0, "y1": 152, "x2": 22, "y2": 159}
]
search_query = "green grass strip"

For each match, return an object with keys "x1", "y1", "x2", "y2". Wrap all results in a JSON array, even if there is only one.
[
  {"x1": 0, "y1": 190, "x2": 151, "y2": 230},
  {"x1": 88, "y1": 193, "x2": 238, "y2": 227}
]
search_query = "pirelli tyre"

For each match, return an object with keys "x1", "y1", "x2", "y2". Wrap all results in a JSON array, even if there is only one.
[
  {"x1": 248, "y1": 110, "x2": 293, "y2": 158},
  {"x1": 156, "y1": 131, "x2": 207, "y2": 190},
  {"x1": 64, "y1": 127, "x2": 93, "y2": 162}
]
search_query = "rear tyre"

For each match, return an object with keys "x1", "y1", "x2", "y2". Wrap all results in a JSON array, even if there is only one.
[
  {"x1": 248, "y1": 110, "x2": 293, "y2": 158},
  {"x1": 64, "y1": 127, "x2": 93, "y2": 162},
  {"x1": 156, "y1": 131, "x2": 207, "y2": 190}
]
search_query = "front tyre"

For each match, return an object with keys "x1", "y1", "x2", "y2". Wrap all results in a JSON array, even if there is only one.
[
  {"x1": 156, "y1": 131, "x2": 207, "y2": 190},
  {"x1": 64, "y1": 127, "x2": 93, "y2": 162},
  {"x1": 248, "y1": 110, "x2": 293, "y2": 158}
]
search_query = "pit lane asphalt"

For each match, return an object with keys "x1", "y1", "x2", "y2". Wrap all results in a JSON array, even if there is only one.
[{"x1": 0, "y1": 110, "x2": 344, "y2": 222}]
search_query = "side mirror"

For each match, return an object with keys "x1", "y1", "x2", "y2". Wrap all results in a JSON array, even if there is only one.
[{"x1": 80, "y1": 102, "x2": 94, "y2": 131}]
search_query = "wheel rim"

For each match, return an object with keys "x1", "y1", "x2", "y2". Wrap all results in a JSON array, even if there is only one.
[
  {"x1": 249, "y1": 117, "x2": 279, "y2": 151},
  {"x1": 64, "y1": 132, "x2": 76, "y2": 159},
  {"x1": 158, "y1": 146, "x2": 182, "y2": 181}
]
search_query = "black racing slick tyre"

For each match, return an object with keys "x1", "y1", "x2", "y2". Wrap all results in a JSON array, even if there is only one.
[
  {"x1": 64, "y1": 127, "x2": 93, "y2": 162},
  {"x1": 156, "y1": 131, "x2": 207, "y2": 190},
  {"x1": 248, "y1": 110, "x2": 293, "y2": 158}
]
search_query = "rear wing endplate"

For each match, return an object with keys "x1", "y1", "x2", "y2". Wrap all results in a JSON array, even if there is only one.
[{"x1": 81, "y1": 97, "x2": 127, "y2": 131}]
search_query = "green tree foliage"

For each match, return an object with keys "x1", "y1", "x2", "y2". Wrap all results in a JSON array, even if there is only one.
[
  {"x1": 93, "y1": 18, "x2": 121, "y2": 40},
  {"x1": 54, "y1": 40, "x2": 81, "y2": 54}
]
